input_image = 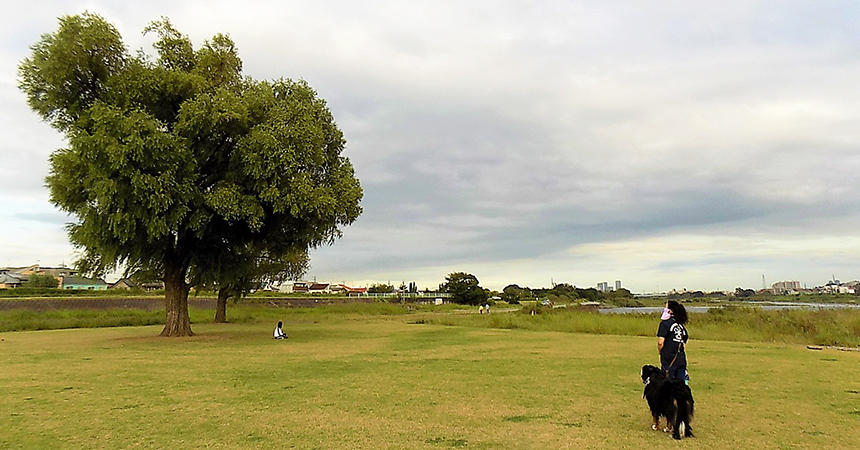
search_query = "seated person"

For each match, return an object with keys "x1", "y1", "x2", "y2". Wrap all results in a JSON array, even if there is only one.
[{"x1": 273, "y1": 321, "x2": 288, "y2": 339}]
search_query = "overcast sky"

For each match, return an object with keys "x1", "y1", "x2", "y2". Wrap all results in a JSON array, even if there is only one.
[{"x1": 2, "y1": 1, "x2": 860, "y2": 291}]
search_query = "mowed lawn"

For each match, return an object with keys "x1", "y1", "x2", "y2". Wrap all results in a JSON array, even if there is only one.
[{"x1": 1, "y1": 314, "x2": 858, "y2": 449}]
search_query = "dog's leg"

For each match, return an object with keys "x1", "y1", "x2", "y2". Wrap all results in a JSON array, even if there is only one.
[
  {"x1": 671, "y1": 400, "x2": 681, "y2": 439},
  {"x1": 686, "y1": 398, "x2": 695, "y2": 437},
  {"x1": 672, "y1": 415, "x2": 682, "y2": 440}
]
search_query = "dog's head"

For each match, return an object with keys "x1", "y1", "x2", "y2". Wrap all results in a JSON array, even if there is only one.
[{"x1": 641, "y1": 364, "x2": 662, "y2": 384}]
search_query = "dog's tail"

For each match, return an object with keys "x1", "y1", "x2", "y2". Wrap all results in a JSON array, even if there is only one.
[
  {"x1": 676, "y1": 386, "x2": 694, "y2": 438},
  {"x1": 684, "y1": 386, "x2": 694, "y2": 419}
]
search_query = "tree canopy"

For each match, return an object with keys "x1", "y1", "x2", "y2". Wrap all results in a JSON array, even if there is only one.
[
  {"x1": 19, "y1": 13, "x2": 362, "y2": 335},
  {"x1": 23, "y1": 274, "x2": 60, "y2": 288},
  {"x1": 501, "y1": 284, "x2": 532, "y2": 304},
  {"x1": 442, "y1": 272, "x2": 488, "y2": 305},
  {"x1": 368, "y1": 283, "x2": 395, "y2": 294}
]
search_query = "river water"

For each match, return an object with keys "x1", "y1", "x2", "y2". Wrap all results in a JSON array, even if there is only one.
[{"x1": 599, "y1": 301, "x2": 860, "y2": 314}]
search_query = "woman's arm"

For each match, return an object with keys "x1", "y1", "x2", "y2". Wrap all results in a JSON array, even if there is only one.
[{"x1": 657, "y1": 337, "x2": 665, "y2": 353}]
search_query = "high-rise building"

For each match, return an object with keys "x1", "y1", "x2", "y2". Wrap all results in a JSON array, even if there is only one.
[
  {"x1": 771, "y1": 280, "x2": 801, "y2": 294},
  {"x1": 615, "y1": 280, "x2": 622, "y2": 290},
  {"x1": 597, "y1": 282, "x2": 609, "y2": 292}
]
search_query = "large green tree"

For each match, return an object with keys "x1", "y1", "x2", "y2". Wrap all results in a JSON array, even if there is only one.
[
  {"x1": 19, "y1": 14, "x2": 362, "y2": 336},
  {"x1": 442, "y1": 272, "x2": 488, "y2": 305}
]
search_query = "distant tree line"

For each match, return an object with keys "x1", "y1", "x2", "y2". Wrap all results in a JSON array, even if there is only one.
[
  {"x1": 437, "y1": 274, "x2": 635, "y2": 305},
  {"x1": 667, "y1": 290, "x2": 728, "y2": 300},
  {"x1": 502, "y1": 282, "x2": 633, "y2": 304}
]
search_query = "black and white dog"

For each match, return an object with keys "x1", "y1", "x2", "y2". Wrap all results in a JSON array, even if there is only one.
[{"x1": 641, "y1": 364, "x2": 694, "y2": 440}]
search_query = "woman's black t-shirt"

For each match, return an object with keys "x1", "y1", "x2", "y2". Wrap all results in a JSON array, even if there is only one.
[{"x1": 657, "y1": 318, "x2": 688, "y2": 369}]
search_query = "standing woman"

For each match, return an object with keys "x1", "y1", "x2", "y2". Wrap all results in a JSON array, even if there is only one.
[{"x1": 657, "y1": 300, "x2": 689, "y2": 383}]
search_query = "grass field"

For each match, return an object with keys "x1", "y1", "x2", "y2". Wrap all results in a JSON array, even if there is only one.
[{"x1": 1, "y1": 309, "x2": 858, "y2": 449}]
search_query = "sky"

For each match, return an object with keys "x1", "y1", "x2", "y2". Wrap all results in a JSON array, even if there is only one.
[{"x1": 2, "y1": 1, "x2": 860, "y2": 292}]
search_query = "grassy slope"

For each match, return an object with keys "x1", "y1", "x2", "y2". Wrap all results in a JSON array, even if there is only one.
[
  {"x1": 1, "y1": 315, "x2": 858, "y2": 449},
  {"x1": 422, "y1": 307, "x2": 860, "y2": 347},
  {"x1": 0, "y1": 302, "x2": 419, "y2": 332}
]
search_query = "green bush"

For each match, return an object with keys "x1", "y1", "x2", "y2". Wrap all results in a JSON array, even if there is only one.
[{"x1": 22, "y1": 274, "x2": 59, "y2": 288}]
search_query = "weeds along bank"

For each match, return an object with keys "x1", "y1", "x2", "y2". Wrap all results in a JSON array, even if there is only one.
[
  {"x1": 0, "y1": 303, "x2": 857, "y2": 347},
  {"x1": 420, "y1": 306, "x2": 860, "y2": 347}
]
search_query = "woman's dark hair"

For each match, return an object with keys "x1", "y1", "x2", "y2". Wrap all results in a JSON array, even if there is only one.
[
  {"x1": 277, "y1": 321, "x2": 283, "y2": 328},
  {"x1": 666, "y1": 300, "x2": 688, "y2": 325}
]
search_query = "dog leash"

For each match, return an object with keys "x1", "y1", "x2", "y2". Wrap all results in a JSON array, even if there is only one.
[{"x1": 664, "y1": 341, "x2": 684, "y2": 377}]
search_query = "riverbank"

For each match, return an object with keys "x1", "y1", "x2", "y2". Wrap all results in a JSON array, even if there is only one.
[
  {"x1": 420, "y1": 306, "x2": 860, "y2": 347},
  {"x1": 600, "y1": 301, "x2": 860, "y2": 314}
]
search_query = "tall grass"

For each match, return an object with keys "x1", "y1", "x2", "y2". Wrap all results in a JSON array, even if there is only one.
[
  {"x1": 423, "y1": 307, "x2": 860, "y2": 347},
  {"x1": 694, "y1": 307, "x2": 860, "y2": 346}
]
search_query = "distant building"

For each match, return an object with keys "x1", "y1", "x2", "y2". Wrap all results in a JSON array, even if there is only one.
[
  {"x1": 771, "y1": 280, "x2": 801, "y2": 295},
  {"x1": 1, "y1": 264, "x2": 78, "y2": 288},
  {"x1": 280, "y1": 281, "x2": 365, "y2": 295},
  {"x1": 308, "y1": 283, "x2": 330, "y2": 293},
  {"x1": 109, "y1": 278, "x2": 136, "y2": 290},
  {"x1": 27, "y1": 265, "x2": 76, "y2": 278},
  {"x1": 597, "y1": 282, "x2": 609, "y2": 293},
  {"x1": 0, "y1": 271, "x2": 24, "y2": 288},
  {"x1": 615, "y1": 280, "x2": 622, "y2": 290},
  {"x1": 14, "y1": 264, "x2": 76, "y2": 278},
  {"x1": 819, "y1": 277, "x2": 855, "y2": 294},
  {"x1": 330, "y1": 284, "x2": 367, "y2": 295},
  {"x1": 59, "y1": 275, "x2": 108, "y2": 290},
  {"x1": 338, "y1": 284, "x2": 368, "y2": 295}
]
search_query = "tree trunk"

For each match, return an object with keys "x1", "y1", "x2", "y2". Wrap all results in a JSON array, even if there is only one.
[
  {"x1": 214, "y1": 288, "x2": 229, "y2": 323},
  {"x1": 161, "y1": 261, "x2": 193, "y2": 337}
]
